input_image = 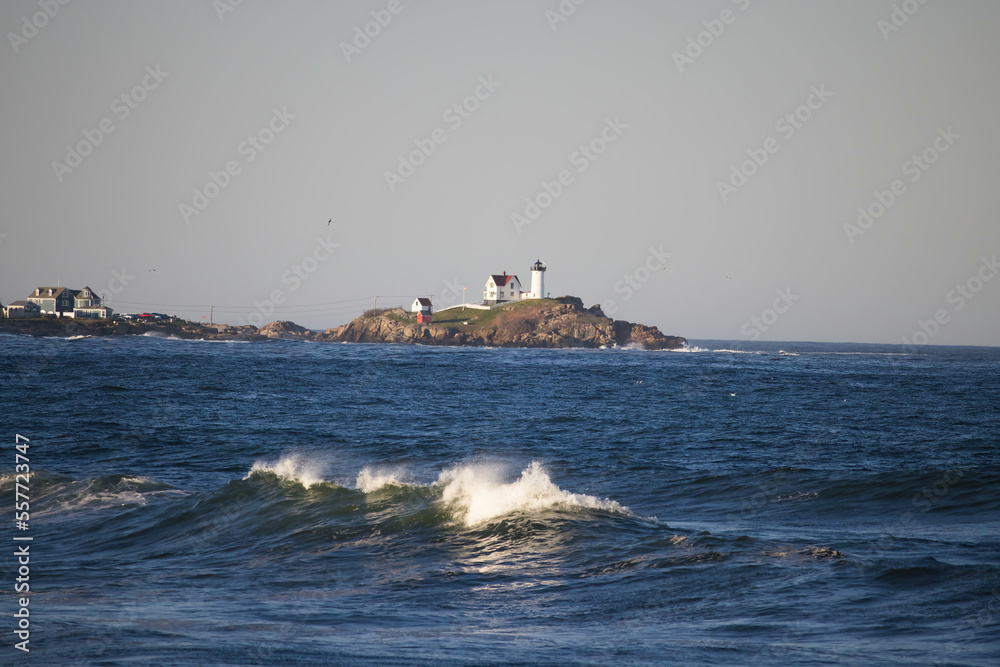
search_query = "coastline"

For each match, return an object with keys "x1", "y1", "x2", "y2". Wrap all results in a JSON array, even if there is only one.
[{"x1": 0, "y1": 296, "x2": 686, "y2": 350}]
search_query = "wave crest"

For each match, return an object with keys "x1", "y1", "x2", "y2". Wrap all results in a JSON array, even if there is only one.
[
  {"x1": 436, "y1": 461, "x2": 629, "y2": 527},
  {"x1": 356, "y1": 466, "x2": 406, "y2": 493},
  {"x1": 245, "y1": 453, "x2": 327, "y2": 489}
]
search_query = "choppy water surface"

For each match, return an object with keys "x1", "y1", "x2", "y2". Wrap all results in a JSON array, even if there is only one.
[{"x1": 1, "y1": 335, "x2": 998, "y2": 665}]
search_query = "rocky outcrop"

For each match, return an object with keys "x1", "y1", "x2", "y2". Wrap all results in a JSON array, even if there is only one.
[
  {"x1": 613, "y1": 320, "x2": 685, "y2": 351},
  {"x1": 258, "y1": 320, "x2": 312, "y2": 340},
  {"x1": 321, "y1": 297, "x2": 686, "y2": 350}
]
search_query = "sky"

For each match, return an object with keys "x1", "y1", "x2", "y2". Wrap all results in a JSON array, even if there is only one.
[{"x1": 1, "y1": 0, "x2": 998, "y2": 346}]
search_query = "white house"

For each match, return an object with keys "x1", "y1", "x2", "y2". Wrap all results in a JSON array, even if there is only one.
[
  {"x1": 3, "y1": 300, "x2": 41, "y2": 319},
  {"x1": 411, "y1": 297, "x2": 433, "y2": 324},
  {"x1": 484, "y1": 272, "x2": 522, "y2": 305},
  {"x1": 72, "y1": 286, "x2": 113, "y2": 319}
]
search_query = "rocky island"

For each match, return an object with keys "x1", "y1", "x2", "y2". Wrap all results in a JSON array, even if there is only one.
[
  {"x1": 326, "y1": 296, "x2": 686, "y2": 350},
  {"x1": 0, "y1": 296, "x2": 685, "y2": 350}
]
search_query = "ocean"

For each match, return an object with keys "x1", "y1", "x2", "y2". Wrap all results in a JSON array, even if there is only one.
[{"x1": 1, "y1": 334, "x2": 998, "y2": 666}]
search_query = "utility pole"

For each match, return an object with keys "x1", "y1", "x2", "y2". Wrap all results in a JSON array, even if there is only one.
[
  {"x1": 373, "y1": 296, "x2": 378, "y2": 311},
  {"x1": 462, "y1": 286, "x2": 467, "y2": 309},
  {"x1": 210, "y1": 305, "x2": 214, "y2": 325}
]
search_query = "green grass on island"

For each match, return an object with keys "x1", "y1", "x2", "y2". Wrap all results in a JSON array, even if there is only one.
[{"x1": 374, "y1": 298, "x2": 565, "y2": 331}]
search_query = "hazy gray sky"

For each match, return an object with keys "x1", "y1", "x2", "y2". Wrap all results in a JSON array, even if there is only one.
[{"x1": 2, "y1": 0, "x2": 998, "y2": 345}]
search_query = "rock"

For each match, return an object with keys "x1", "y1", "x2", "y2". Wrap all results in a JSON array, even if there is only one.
[
  {"x1": 321, "y1": 296, "x2": 685, "y2": 350},
  {"x1": 613, "y1": 320, "x2": 686, "y2": 350},
  {"x1": 257, "y1": 320, "x2": 312, "y2": 339}
]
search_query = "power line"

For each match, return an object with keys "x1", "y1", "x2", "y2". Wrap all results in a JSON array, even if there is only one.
[{"x1": 110, "y1": 296, "x2": 382, "y2": 310}]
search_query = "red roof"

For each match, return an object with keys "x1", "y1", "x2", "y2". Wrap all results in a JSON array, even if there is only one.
[{"x1": 490, "y1": 274, "x2": 519, "y2": 287}]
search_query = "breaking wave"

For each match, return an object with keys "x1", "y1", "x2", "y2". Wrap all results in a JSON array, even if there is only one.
[
  {"x1": 436, "y1": 460, "x2": 631, "y2": 527},
  {"x1": 241, "y1": 455, "x2": 634, "y2": 527},
  {"x1": 356, "y1": 466, "x2": 408, "y2": 492},
  {"x1": 245, "y1": 453, "x2": 329, "y2": 489}
]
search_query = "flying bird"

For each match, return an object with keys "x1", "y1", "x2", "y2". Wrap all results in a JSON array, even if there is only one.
[
  {"x1": 148, "y1": 269, "x2": 157, "y2": 272},
  {"x1": 327, "y1": 219, "x2": 331, "y2": 226}
]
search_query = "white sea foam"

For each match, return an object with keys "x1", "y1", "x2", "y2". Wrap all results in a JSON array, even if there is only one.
[
  {"x1": 30, "y1": 475, "x2": 184, "y2": 517},
  {"x1": 246, "y1": 453, "x2": 328, "y2": 489},
  {"x1": 356, "y1": 466, "x2": 406, "y2": 492},
  {"x1": 436, "y1": 461, "x2": 629, "y2": 527}
]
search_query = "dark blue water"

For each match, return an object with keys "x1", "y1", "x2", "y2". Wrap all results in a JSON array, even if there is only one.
[{"x1": 1, "y1": 334, "x2": 999, "y2": 665}]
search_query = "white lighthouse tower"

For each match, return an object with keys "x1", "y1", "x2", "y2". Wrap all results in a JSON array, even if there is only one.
[{"x1": 529, "y1": 259, "x2": 546, "y2": 299}]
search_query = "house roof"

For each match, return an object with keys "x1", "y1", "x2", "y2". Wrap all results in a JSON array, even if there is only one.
[
  {"x1": 30, "y1": 286, "x2": 82, "y2": 299},
  {"x1": 6, "y1": 300, "x2": 37, "y2": 308},
  {"x1": 31, "y1": 286, "x2": 67, "y2": 298},
  {"x1": 489, "y1": 274, "x2": 520, "y2": 287},
  {"x1": 414, "y1": 297, "x2": 432, "y2": 306}
]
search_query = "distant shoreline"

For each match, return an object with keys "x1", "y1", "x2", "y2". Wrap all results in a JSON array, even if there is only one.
[{"x1": 0, "y1": 296, "x2": 687, "y2": 350}]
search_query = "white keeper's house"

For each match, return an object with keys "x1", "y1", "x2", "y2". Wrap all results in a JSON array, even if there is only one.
[
  {"x1": 411, "y1": 297, "x2": 433, "y2": 324},
  {"x1": 483, "y1": 260, "x2": 547, "y2": 305}
]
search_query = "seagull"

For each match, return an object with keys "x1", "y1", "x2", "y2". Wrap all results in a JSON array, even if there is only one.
[
  {"x1": 148, "y1": 269, "x2": 157, "y2": 272},
  {"x1": 662, "y1": 267, "x2": 672, "y2": 272},
  {"x1": 327, "y1": 219, "x2": 332, "y2": 226},
  {"x1": 725, "y1": 275, "x2": 734, "y2": 280},
  {"x1": 729, "y1": 392, "x2": 737, "y2": 397}
]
